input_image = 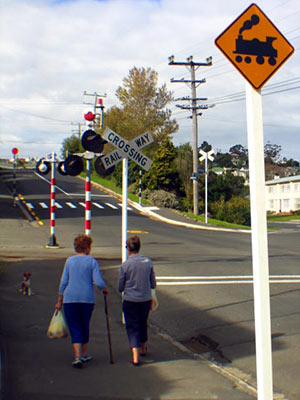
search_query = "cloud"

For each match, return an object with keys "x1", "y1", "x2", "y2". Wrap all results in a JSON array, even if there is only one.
[{"x1": 0, "y1": 0, "x2": 299, "y2": 161}]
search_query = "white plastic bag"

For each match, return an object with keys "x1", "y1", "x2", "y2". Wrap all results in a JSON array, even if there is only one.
[
  {"x1": 151, "y1": 289, "x2": 159, "y2": 311},
  {"x1": 47, "y1": 309, "x2": 68, "y2": 339}
]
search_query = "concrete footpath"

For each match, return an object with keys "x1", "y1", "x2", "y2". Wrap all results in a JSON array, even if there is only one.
[{"x1": 0, "y1": 176, "x2": 257, "y2": 400}]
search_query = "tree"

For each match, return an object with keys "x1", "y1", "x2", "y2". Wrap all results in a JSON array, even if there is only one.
[
  {"x1": 199, "y1": 141, "x2": 212, "y2": 152},
  {"x1": 201, "y1": 172, "x2": 247, "y2": 202},
  {"x1": 214, "y1": 152, "x2": 233, "y2": 168},
  {"x1": 280, "y1": 158, "x2": 300, "y2": 167},
  {"x1": 143, "y1": 138, "x2": 182, "y2": 194},
  {"x1": 103, "y1": 66, "x2": 178, "y2": 154},
  {"x1": 229, "y1": 144, "x2": 248, "y2": 157},
  {"x1": 264, "y1": 142, "x2": 282, "y2": 163},
  {"x1": 60, "y1": 135, "x2": 83, "y2": 158},
  {"x1": 229, "y1": 144, "x2": 248, "y2": 168},
  {"x1": 175, "y1": 143, "x2": 193, "y2": 202}
]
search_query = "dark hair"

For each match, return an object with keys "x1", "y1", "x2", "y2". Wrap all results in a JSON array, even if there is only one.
[
  {"x1": 74, "y1": 234, "x2": 93, "y2": 253},
  {"x1": 126, "y1": 235, "x2": 141, "y2": 253}
]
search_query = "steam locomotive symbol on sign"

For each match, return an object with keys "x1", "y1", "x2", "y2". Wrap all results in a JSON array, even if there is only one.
[{"x1": 234, "y1": 14, "x2": 278, "y2": 66}]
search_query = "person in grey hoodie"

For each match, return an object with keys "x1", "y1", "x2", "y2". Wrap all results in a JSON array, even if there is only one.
[{"x1": 118, "y1": 236, "x2": 156, "y2": 366}]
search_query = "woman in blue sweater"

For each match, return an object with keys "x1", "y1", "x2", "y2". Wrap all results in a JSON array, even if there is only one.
[{"x1": 56, "y1": 234, "x2": 108, "y2": 368}]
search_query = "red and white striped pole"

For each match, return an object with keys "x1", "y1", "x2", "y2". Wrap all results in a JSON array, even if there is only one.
[
  {"x1": 85, "y1": 158, "x2": 92, "y2": 235},
  {"x1": 47, "y1": 152, "x2": 59, "y2": 247}
]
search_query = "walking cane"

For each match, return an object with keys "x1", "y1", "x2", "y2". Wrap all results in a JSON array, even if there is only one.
[{"x1": 104, "y1": 293, "x2": 114, "y2": 364}]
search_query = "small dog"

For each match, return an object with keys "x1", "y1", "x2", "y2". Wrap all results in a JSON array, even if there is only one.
[{"x1": 20, "y1": 272, "x2": 32, "y2": 296}]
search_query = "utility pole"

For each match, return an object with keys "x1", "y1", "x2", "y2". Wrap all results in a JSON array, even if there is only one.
[
  {"x1": 83, "y1": 91, "x2": 106, "y2": 130},
  {"x1": 71, "y1": 122, "x2": 82, "y2": 138},
  {"x1": 168, "y1": 55, "x2": 213, "y2": 215}
]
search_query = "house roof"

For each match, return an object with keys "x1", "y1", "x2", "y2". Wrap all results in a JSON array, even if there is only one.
[{"x1": 265, "y1": 175, "x2": 300, "y2": 185}]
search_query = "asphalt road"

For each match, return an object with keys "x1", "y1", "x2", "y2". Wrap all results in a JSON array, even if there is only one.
[{"x1": 2, "y1": 168, "x2": 300, "y2": 399}]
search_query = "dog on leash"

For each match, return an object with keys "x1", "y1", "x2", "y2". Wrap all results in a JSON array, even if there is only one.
[{"x1": 20, "y1": 272, "x2": 32, "y2": 296}]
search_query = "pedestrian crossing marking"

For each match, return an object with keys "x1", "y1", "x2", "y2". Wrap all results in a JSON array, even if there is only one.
[
  {"x1": 66, "y1": 202, "x2": 77, "y2": 208},
  {"x1": 118, "y1": 203, "x2": 133, "y2": 210},
  {"x1": 24, "y1": 200, "x2": 134, "y2": 212},
  {"x1": 92, "y1": 202, "x2": 104, "y2": 209},
  {"x1": 105, "y1": 203, "x2": 118, "y2": 209}
]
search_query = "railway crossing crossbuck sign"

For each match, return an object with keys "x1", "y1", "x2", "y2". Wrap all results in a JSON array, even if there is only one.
[
  {"x1": 215, "y1": 3, "x2": 294, "y2": 89},
  {"x1": 102, "y1": 128, "x2": 153, "y2": 171}
]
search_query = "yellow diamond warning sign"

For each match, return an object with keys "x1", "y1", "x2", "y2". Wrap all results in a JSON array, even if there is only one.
[{"x1": 215, "y1": 3, "x2": 294, "y2": 90}]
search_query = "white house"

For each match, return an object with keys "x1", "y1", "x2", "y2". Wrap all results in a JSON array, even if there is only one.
[{"x1": 265, "y1": 175, "x2": 300, "y2": 213}]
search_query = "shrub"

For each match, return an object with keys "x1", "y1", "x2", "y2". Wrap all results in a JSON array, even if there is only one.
[
  {"x1": 141, "y1": 188, "x2": 152, "y2": 200},
  {"x1": 210, "y1": 196, "x2": 251, "y2": 226},
  {"x1": 148, "y1": 190, "x2": 180, "y2": 209}
]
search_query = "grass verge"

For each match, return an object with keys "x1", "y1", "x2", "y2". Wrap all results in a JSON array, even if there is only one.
[
  {"x1": 183, "y1": 212, "x2": 251, "y2": 230},
  {"x1": 267, "y1": 214, "x2": 300, "y2": 222},
  {"x1": 85, "y1": 173, "x2": 280, "y2": 230},
  {"x1": 82, "y1": 172, "x2": 148, "y2": 204}
]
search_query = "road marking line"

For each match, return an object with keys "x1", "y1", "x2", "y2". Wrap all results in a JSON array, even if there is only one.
[
  {"x1": 79, "y1": 202, "x2": 86, "y2": 208},
  {"x1": 118, "y1": 203, "x2": 133, "y2": 210},
  {"x1": 127, "y1": 230, "x2": 149, "y2": 234},
  {"x1": 105, "y1": 203, "x2": 118, "y2": 209},
  {"x1": 39, "y1": 202, "x2": 48, "y2": 208},
  {"x1": 26, "y1": 202, "x2": 34, "y2": 209},
  {"x1": 55, "y1": 202, "x2": 63, "y2": 208},
  {"x1": 66, "y1": 202, "x2": 77, "y2": 208},
  {"x1": 156, "y1": 275, "x2": 300, "y2": 285},
  {"x1": 157, "y1": 280, "x2": 300, "y2": 285},
  {"x1": 34, "y1": 172, "x2": 69, "y2": 195},
  {"x1": 92, "y1": 202, "x2": 104, "y2": 209}
]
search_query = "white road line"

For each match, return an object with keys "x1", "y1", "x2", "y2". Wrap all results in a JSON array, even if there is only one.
[
  {"x1": 34, "y1": 172, "x2": 69, "y2": 195},
  {"x1": 39, "y1": 202, "x2": 48, "y2": 208},
  {"x1": 118, "y1": 203, "x2": 133, "y2": 210},
  {"x1": 105, "y1": 203, "x2": 118, "y2": 209},
  {"x1": 158, "y1": 280, "x2": 300, "y2": 285},
  {"x1": 79, "y1": 202, "x2": 86, "y2": 208},
  {"x1": 157, "y1": 276, "x2": 253, "y2": 280},
  {"x1": 157, "y1": 275, "x2": 300, "y2": 280},
  {"x1": 26, "y1": 202, "x2": 34, "y2": 209},
  {"x1": 92, "y1": 202, "x2": 104, "y2": 209},
  {"x1": 158, "y1": 281, "x2": 255, "y2": 285},
  {"x1": 55, "y1": 202, "x2": 63, "y2": 208},
  {"x1": 66, "y1": 202, "x2": 77, "y2": 209},
  {"x1": 156, "y1": 275, "x2": 300, "y2": 285}
]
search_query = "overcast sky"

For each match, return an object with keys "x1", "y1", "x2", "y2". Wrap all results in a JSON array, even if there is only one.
[{"x1": 0, "y1": 0, "x2": 299, "y2": 161}]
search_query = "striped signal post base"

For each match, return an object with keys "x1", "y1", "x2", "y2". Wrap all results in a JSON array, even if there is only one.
[
  {"x1": 46, "y1": 152, "x2": 59, "y2": 248},
  {"x1": 11, "y1": 147, "x2": 18, "y2": 207},
  {"x1": 85, "y1": 159, "x2": 92, "y2": 235}
]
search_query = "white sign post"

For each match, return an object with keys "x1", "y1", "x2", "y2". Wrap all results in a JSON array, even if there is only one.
[
  {"x1": 199, "y1": 149, "x2": 214, "y2": 224},
  {"x1": 102, "y1": 127, "x2": 154, "y2": 262},
  {"x1": 122, "y1": 158, "x2": 129, "y2": 262},
  {"x1": 246, "y1": 83, "x2": 273, "y2": 399},
  {"x1": 215, "y1": 4, "x2": 294, "y2": 397}
]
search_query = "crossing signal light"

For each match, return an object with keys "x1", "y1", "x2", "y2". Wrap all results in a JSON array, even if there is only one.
[
  {"x1": 63, "y1": 155, "x2": 84, "y2": 176},
  {"x1": 36, "y1": 159, "x2": 50, "y2": 175},
  {"x1": 57, "y1": 161, "x2": 68, "y2": 176},
  {"x1": 94, "y1": 156, "x2": 115, "y2": 177},
  {"x1": 81, "y1": 129, "x2": 106, "y2": 153}
]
